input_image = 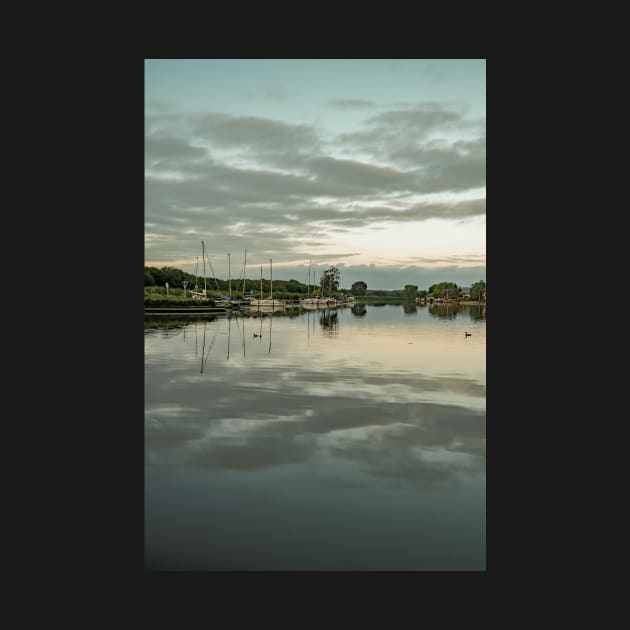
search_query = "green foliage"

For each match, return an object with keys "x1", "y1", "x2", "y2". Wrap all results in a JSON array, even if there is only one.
[
  {"x1": 403, "y1": 284, "x2": 418, "y2": 299},
  {"x1": 144, "y1": 296, "x2": 217, "y2": 307},
  {"x1": 365, "y1": 289, "x2": 404, "y2": 298},
  {"x1": 320, "y1": 266, "x2": 341, "y2": 294},
  {"x1": 428, "y1": 281, "x2": 459, "y2": 298},
  {"x1": 351, "y1": 281, "x2": 367, "y2": 296},
  {"x1": 470, "y1": 280, "x2": 486, "y2": 301},
  {"x1": 144, "y1": 267, "x2": 323, "y2": 298},
  {"x1": 145, "y1": 265, "x2": 460, "y2": 301}
]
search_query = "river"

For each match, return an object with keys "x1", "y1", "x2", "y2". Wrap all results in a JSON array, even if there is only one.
[{"x1": 145, "y1": 302, "x2": 486, "y2": 570}]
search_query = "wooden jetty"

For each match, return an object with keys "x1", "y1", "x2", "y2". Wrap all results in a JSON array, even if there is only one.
[{"x1": 144, "y1": 307, "x2": 227, "y2": 315}]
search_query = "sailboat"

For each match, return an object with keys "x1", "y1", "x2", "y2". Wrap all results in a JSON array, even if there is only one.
[
  {"x1": 248, "y1": 259, "x2": 286, "y2": 310},
  {"x1": 238, "y1": 250, "x2": 256, "y2": 306},
  {"x1": 300, "y1": 260, "x2": 320, "y2": 309},
  {"x1": 214, "y1": 251, "x2": 236, "y2": 308},
  {"x1": 303, "y1": 263, "x2": 339, "y2": 308},
  {"x1": 191, "y1": 241, "x2": 209, "y2": 300}
]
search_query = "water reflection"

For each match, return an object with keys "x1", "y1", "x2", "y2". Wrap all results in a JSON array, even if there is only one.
[
  {"x1": 199, "y1": 320, "x2": 220, "y2": 373},
  {"x1": 427, "y1": 303, "x2": 486, "y2": 321},
  {"x1": 146, "y1": 359, "x2": 485, "y2": 485},
  {"x1": 145, "y1": 314, "x2": 218, "y2": 334},
  {"x1": 319, "y1": 308, "x2": 338, "y2": 336},
  {"x1": 146, "y1": 306, "x2": 486, "y2": 485},
  {"x1": 145, "y1": 303, "x2": 486, "y2": 570},
  {"x1": 402, "y1": 300, "x2": 417, "y2": 315},
  {"x1": 468, "y1": 305, "x2": 486, "y2": 321},
  {"x1": 428, "y1": 303, "x2": 459, "y2": 319}
]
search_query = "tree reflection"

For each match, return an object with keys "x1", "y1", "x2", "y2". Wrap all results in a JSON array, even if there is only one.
[
  {"x1": 319, "y1": 308, "x2": 339, "y2": 336},
  {"x1": 428, "y1": 303, "x2": 460, "y2": 320},
  {"x1": 351, "y1": 303, "x2": 367, "y2": 317},
  {"x1": 467, "y1": 305, "x2": 486, "y2": 322},
  {"x1": 145, "y1": 314, "x2": 218, "y2": 333},
  {"x1": 402, "y1": 299, "x2": 417, "y2": 315}
]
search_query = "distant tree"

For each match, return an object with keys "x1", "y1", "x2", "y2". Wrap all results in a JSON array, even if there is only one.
[
  {"x1": 320, "y1": 266, "x2": 341, "y2": 294},
  {"x1": 418, "y1": 290, "x2": 428, "y2": 299},
  {"x1": 428, "y1": 281, "x2": 459, "y2": 298},
  {"x1": 403, "y1": 284, "x2": 418, "y2": 300},
  {"x1": 144, "y1": 270, "x2": 155, "y2": 286},
  {"x1": 285, "y1": 279, "x2": 306, "y2": 294},
  {"x1": 470, "y1": 280, "x2": 486, "y2": 301},
  {"x1": 351, "y1": 281, "x2": 367, "y2": 296}
]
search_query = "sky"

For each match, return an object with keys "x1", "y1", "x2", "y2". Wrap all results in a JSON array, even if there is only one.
[{"x1": 145, "y1": 59, "x2": 485, "y2": 290}]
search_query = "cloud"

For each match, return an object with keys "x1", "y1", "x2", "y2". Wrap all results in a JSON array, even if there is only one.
[
  {"x1": 367, "y1": 102, "x2": 464, "y2": 129},
  {"x1": 147, "y1": 112, "x2": 320, "y2": 155},
  {"x1": 328, "y1": 99, "x2": 378, "y2": 109},
  {"x1": 145, "y1": 106, "x2": 485, "y2": 281},
  {"x1": 243, "y1": 84, "x2": 289, "y2": 101},
  {"x1": 338, "y1": 102, "x2": 476, "y2": 150},
  {"x1": 145, "y1": 136, "x2": 209, "y2": 163}
]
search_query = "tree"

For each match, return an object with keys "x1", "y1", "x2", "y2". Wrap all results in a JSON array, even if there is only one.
[
  {"x1": 470, "y1": 280, "x2": 486, "y2": 301},
  {"x1": 428, "y1": 281, "x2": 459, "y2": 298},
  {"x1": 351, "y1": 280, "x2": 367, "y2": 296},
  {"x1": 320, "y1": 266, "x2": 341, "y2": 294},
  {"x1": 144, "y1": 270, "x2": 156, "y2": 286},
  {"x1": 404, "y1": 284, "x2": 418, "y2": 300}
]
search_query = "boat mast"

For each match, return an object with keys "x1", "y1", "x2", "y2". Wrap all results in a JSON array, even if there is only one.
[
  {"x1": 308, "y1": 260, "x2": 311, "y2": 298},
  {"x1": 201, "y1": 241, "x2": 207, "y2": 293},
  {"x1": 243, "y1": 250, "x2": 247, "y2": 297},
  {"x1": 260, "y1": 264, "x2": 263, "y2": 300},
  {"x1": 195, "y1": 256, "x2": 199, "y2": 289},
  {"x1": 270, "y1": 258, "x2": 273, "y2": 301},
  {"x1": 228, "y1": 252, "x2": 232, "y2": 297}
]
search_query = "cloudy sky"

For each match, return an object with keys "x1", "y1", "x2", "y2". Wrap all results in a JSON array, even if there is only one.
[{"x1": 145, "y1": 59, "x2": 485, "y2": 290}]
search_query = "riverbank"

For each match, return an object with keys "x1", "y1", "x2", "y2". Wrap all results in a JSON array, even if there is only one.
[{"x1": 417, "y1": 300, "x2": 486, "y2": 306}]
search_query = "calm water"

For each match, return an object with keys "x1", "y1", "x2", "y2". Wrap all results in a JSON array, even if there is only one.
[{"x1": 145, "y1": 302, "x2": 486, "y2": 571}]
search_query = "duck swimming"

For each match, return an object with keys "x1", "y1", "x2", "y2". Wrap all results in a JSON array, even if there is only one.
[{"x1": 465, "y1": 332, "x2": 471, "y2": 337}]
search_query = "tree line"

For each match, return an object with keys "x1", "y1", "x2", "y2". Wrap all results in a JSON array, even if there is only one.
[{"x1": 144, "y1": 265, "x2": 485, "y2": 300}]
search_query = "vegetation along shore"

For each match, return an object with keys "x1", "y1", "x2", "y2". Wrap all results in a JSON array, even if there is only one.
[{"x1": 144, "y1": 265, "x2": 486, "y2": 308}]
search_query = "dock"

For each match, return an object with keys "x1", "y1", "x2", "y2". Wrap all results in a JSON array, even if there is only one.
[{"x1": 144, "y1": 307, "x2": 227, "y2": 315}]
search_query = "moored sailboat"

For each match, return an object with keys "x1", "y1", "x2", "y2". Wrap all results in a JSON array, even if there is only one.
[{"x1": 248, "y1": 259, "x2": 286, "y2": 310}]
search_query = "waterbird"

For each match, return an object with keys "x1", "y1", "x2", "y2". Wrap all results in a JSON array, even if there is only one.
[
  {"x1": 253, "y1": 333, "x2": 261, "y2": 338},
  {"x1": 465, "y1": 332, "x2": 472, "y2": 337}
]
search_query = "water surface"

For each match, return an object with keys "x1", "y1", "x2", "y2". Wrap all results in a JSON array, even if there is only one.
[{"x1": 145, "y1": 303, "x2": 486, "y2": 570}]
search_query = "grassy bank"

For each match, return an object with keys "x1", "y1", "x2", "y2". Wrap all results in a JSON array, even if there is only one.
[{"x1": 145, "y1": 296, "x2": 217, "y2": 307}]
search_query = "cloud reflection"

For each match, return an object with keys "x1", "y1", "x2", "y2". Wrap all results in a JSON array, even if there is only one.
[{"x1": 146, "y1": 361, "x2": 485, "y2": 486}]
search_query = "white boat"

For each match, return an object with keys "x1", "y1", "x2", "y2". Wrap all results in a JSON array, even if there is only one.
[
  {"x1": 299, "y1": 261, "x2": 339, "y2": 308},
  {"x1": 191, "y1": 242, "x2": 209, "y2": 300},
  {"x1": 248, "y1": 258, "x2": 286, "y2": 309},
  {"x1": 299, "y1": 261, "x2": 319, "y2": 308}
]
